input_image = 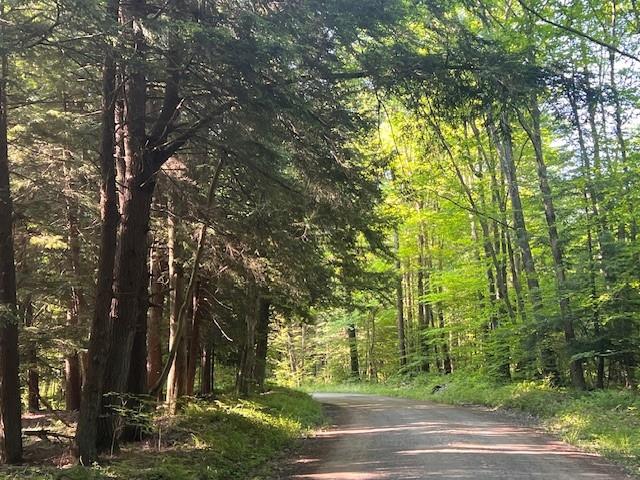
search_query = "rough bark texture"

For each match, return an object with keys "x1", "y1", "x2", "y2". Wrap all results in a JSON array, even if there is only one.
[
  {"x1": 96, "y1": 0, "x2": 157, "y2": 451},
  {"x1": 120, "y1": 254, "x2": 150, "y2": 442},
  {"x1": 166, "y1": 202, "x2": 185, "y2": 413},
  {"x1": 347, "y1": 324, "x2": 360, "y2": 379},
  {"x1": 75, "y1": 0, "x2": 119, "y2": 462},
  {"x1": 0, "y1": 27, "x2": 22, "y2": 464},
  {"x1": 147, "y1": 243, "x2": 165, "y2": 394}
]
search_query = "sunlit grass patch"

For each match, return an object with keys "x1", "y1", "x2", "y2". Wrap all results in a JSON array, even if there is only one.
[{"x1": 0, "y1": 387, "x2": 322, "y2": 480}]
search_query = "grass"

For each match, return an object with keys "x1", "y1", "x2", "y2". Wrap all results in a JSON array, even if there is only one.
[
  {"x1": 0, "y1": 387, "x2": 322, "y2": 480},
  {"x1": 304, "y1": 373, "x2": 640, "y2": 476}
]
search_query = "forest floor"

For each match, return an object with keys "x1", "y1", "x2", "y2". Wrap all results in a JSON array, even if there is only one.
[
  {"x1": 303, "y1": 373, "x2": 640, "y2": 477},
  {"x1": 0, "y1": 388, "x2": 322, "y2": 480}
]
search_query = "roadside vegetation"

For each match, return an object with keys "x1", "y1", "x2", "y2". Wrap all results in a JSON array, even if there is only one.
[
  {"x1": 1, "y1": 388, "x2": 321, "y2": 480},
  {"x1": 1, "y1": 0, "x2": 639, "y2": 477},
  {"x1": 305, "y1": 375, "x2": 640, "y2": 475}
]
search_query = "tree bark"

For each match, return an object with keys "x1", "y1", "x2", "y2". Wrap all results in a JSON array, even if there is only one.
[
  {"x1": 366, "y1": 309, "x2": 378, "y2": 382},
  {"x1": 0, "y1": 16, "x2": 22, "y2": 464},
  {"x1": 435, "y1": 251, "x2": 452, "y2": 374},
  {"x1": 22, "y1": 298, "x2": 39, "y2": 413},
  {"x1": 417, "y1": 229, "x2": 430, "y2": 372},
  {"x1": 200, "y1": 338, "x2": 214, "y2": 396},
  {"x1": 147, "y1": 242, "x2": 165, "y2": 396},
  {"x1": 347, "y1": 324, "x2": 360, "y2": 379},
  {"x1": 393, "y1": 229, "x2": 407, "y2": 367},
  {"x1": 254, "y1": 297, "x2": 271, "y2": 391},
  {"x1": 518, "y1": 102, "x2": 586, "y2": 389},
  {"x1": 236, "y1": 282, "x2": 259, "y2": 396},
  {"x1": 96, "y1": 0, "x2": 156, "y2": 451},
  {"x1": 120, "y1": 253, "x2": 149, "y2": 442},
  {"x1": 148, "y1": 158, "x2": 225, "y2": 398},
  {"x1": 584, "y1": 191, "x2": 605, "y2": 388},
  {"x1": 287, "y1": 326, "x2": 298, "y2": 381},
  {"x1": 63, "y1": 160, "x2": 84, "y2": 411},
  {"x1": 166, "y1": 199, "x2": 185, "y2": 413},
  {"x1": 75, "y1": 0, "x2": 120, "y2": 463},
  {"x1": 186, "y1": 282, "x2": 202, "y2": 396},
  {"x1": 491, "y1": 109, "x2": 559, "y2": 382}
]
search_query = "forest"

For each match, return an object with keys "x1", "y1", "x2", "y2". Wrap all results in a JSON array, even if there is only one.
[{"x1": 0, "y1": 0, "x2": 639, "y2": 478}]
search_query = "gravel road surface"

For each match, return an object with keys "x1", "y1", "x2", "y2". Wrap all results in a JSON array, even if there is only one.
[{"x1": 275, "y1": 393, "x2": 631, "y2": 480}]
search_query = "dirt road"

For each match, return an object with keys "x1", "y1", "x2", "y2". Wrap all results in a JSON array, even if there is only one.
[{"x1": 276, "y1": 393, "x2": 631, "y2": 480}]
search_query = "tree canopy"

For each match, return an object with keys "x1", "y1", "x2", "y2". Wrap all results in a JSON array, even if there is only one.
[{"x1": 0, "y1": 0, "x2": 639, "y2": 472}]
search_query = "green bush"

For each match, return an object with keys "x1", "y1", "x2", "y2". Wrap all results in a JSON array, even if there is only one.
[{"x1": 0, "y1": 387, "x2": 322, "y2": 480}]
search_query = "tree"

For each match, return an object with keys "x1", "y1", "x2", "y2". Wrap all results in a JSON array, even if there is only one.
[{"x1": 0, "y1": 14, "x2": 22, "y2": 463}]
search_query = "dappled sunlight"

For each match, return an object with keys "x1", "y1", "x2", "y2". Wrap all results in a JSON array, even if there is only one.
[
  {"x1": 396, "y1": 441, "x2": 601, "y2": 457},
  {"x1": 293, "y1": 472, "x2": 391, "y2": 479},
  {"x1": 315, "y1": 422, "x2": 447, "y2": 437},
  {"x1": 282, "y1": 395, "x2": 624, "y2": 480}
]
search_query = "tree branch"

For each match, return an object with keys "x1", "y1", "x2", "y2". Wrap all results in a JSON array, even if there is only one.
[{"x1": 516, "y1": 0, "x2": 640, "y2": 63}]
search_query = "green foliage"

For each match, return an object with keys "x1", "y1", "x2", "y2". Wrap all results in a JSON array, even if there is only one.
[{"x1": 0, "y1": 388, "x2": 322, "y2": 480}]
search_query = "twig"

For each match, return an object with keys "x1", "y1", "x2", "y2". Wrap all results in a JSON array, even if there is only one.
[
  {"x1": 37, "y1": 394, "x2": 73, "y2": 428},
  {"x1": 23, "y1": 428, "x2": 74, "y2": 441}
]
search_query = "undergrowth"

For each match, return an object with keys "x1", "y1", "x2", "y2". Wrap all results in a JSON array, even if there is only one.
[
  {"x1": 0, "y1": 387, "x2": 322, "y2": 480},
  {"x1": 305, "y1": 373, "x2": 640, "y2": 475}
]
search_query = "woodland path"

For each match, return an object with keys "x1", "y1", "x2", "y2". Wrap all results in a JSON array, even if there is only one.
[{"x1": 275, "y1": 393, "x2": 632, "y2": 480}]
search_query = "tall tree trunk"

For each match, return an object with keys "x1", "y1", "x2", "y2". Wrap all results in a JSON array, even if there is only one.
[
  {"x1": 367, "y1": 309, "x2": 378, "y2": 381},
  {"x1": 584, "y1": 191, "x2": 606, "y2": 388},
  {"x1": 347, "y1": 324, "x2": 360, "y2": 379},
  {"x1": 417, "y1": 229, "x2": 430, "y2": 372},
  {"x1": 23, "y1": 298, "x2": 39, "y2": 413},
  {"x1": 200, "y1": 337, "x2": 214, "y2": 396},
  {"x1": 518, "y1": 101, "x2": 586, "y2": 390},
  {"x1": 96, "y1": 0, "x2": 155, "y2": 452},
  {"x1": 120, "y1": 253, "x2": 149, "y2": 442},
  {"x1": 436, "y1": 252, "x2": 452, "y2": 374},
  {"x1": 186, "y1": 282, "x2": 201, "y2": 396},
  {"x1": 454, "y1": 119, "x2": 516, "y2": 323},
  {"x1": 0, "y1": 16, "x2": 22, "y2": 464},
  {"x1": 147, "y1": 159, "x2": 224, "y2": 398},
  {"x1": 166, "y1": 200, "x2": 185, "y2": 413},
  {"x1": 505, "y1": 228, "x2": 526, "y2": 322},
  {"x1": 405, "y1": 267, "x2": 414, "y2": 357},
  {"x1": 254, "y1": 296, "x2": 271, "y2": 391},
  {"x1": 609, "y1": 49, "x2": 628, "y2": 166},
  {"x1": 571, "y1": 89, "x2": 624, "y2": 388},
  {"x1": 236, "y1": 282, "x2": 259, "y2": 396},
  {"x1": 63, "y1": 161, "x2": 84, "y2": 411},
  {"x1": 286, "y1": 325, "x2": 298, "y2": 382},
  {"x1": 75, "y1": 0, "x2": 120, "y2": 463},
  {"x1": 608, "y1": 49, "x2": 637, "y2": 388},
  {"x1": 493, "y1": 109, "x2": 559, "y2": 383},
  {"x1": 147, "y1": 242, "x2": 165, "y2": 396},
  {"x1": 393, "y1": 229, "x2": 407, "y2": 367}
]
